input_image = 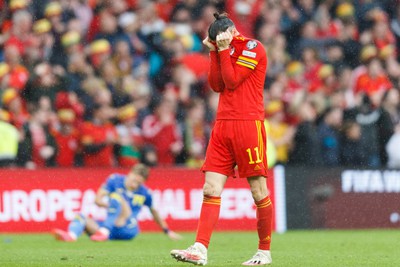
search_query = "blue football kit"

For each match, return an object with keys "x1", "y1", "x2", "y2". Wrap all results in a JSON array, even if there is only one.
[{"x1": 68, "y1": 173, "x2": 153, "y2": 240}]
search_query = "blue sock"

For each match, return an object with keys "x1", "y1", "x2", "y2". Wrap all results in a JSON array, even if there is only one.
[
  {"x1": 102, "y1": 193, "x2": 122, "y2": 230},
  {"x1": 68, "y1": 213, "x2": 86, "y2": 237}
]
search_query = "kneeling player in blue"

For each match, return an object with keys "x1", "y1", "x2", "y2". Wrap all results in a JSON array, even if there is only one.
[{"x1": 53, "y1": 163, "x2": 181, "y2": 242}]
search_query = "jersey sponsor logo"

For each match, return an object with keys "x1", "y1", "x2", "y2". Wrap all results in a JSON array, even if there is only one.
[
  {"x1": 242, "y1": 50, "x2": 256, "y2": 58},
  {"x1": 246, "y1": 40, "x2": 258, "y2": 50}
]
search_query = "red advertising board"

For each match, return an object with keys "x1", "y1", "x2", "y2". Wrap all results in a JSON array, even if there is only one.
[
  {"x1": 0, "y1": 167, "x2": 286, "y2": 233},
  {"x1": 285, "y1": 167, "x2": 400, "y2": 229}
]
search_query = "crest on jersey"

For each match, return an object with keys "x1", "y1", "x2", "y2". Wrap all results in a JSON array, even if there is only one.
[{"x1": 246, "y1": 40, "x2": 257, "y2": 50}]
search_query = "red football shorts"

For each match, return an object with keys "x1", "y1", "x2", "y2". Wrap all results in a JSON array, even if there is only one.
[{"x1": 201, "y1": 120, "x2": 268, "y2": 178}]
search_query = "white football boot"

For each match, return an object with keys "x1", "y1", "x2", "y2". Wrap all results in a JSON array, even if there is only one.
[
  {"x1": 242, "y1": 250, "x2": 272, "y2": 266},
  {"x1": 170, "y1": 242, "x2": 208, "y2": 266}
]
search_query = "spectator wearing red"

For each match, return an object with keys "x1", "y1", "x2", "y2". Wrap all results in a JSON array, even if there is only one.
[
  {"x1": 309, "y1": 64, "x2": 338, "y2": 95},
  {"x1": 284, "y1": 61, "x2": 307, "y2": 102},
  {"x1": 350, "y1": 45, "x2": 377, "y2": 90},
  {"x1": 4, "y1": 9, "x2": 34, "y2": 57},
  {"x1": 2, "y1": 44, "x2": 29, "y2": 92},
  {"x1": 0, "y1": 0, "x2": 29, "y2": 34},
  {"x1": 355, "y1": 58, "x2": 392, "y2": 98},
  {"x1": 17, "y1": 106, "x2": 58, "y2": 168},
  {"x1": 52, "y1": 109, "x2": 79, "y2": 167},
  {"x1": 225, "y1": 0, "x2": 265, "y2": 38},
  {"x1": 314, "y1": 4, "x2": 340, "y2": 39},
  {"x1": 142, "y1": 96, "x2": 183, "y2": 165},
  {"x1": 370, "y1": 9, "x2": 396, "y2": 52},
  {"x1": 79, "y1": 104, "x2": 117, "y2": 167},
  {"x1": 55, "y1": 91, "x2": 85, "y2": 127},
  {"x1": 302, "y1": 47, "x2": 323, "y2": 88}
]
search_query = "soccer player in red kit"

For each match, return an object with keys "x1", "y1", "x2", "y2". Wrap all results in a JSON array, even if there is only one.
[{"x1": 171, "y1": 13, "x2": 273, "y2": 266}]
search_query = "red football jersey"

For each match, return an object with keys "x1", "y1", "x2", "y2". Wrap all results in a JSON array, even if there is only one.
[
  {"x1": 52, "y1": 129, "x2": 79, "y2": 167},
  {"x1": 79, "y1": 122, "x2": 117, "y2": 167},
  {"x1": 208, "y1": 34, "x2": 267, "y2": 121}
]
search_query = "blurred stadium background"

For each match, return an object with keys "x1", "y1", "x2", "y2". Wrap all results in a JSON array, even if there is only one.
[{"x1": 1, "y1": 0, "x2": 400, "y2": 266}]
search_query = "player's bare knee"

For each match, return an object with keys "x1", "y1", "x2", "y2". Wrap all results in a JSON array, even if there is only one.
[
  {"x1": 203, "y1": 181, "x2": 223, "y2": 197},
  {"x1": 249, "y1": 184, "x2": 268, "y2": 201},
  {"x1": 248, "y1": 176, "x2": 268, "y2": 201},
  {"x1": 250, "y1": 187, "x2": 265, "y2": 201}
]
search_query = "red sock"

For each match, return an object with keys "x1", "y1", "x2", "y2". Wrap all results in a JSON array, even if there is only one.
[
  {"x1": 195, "y1": 195, "x2": 221, "y2": 248},
  {"x1": 255, "y1": 196, "x2": 273, "y2": 250}
]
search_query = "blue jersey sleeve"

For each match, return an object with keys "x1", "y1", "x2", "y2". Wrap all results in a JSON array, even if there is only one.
[{"x1": 102, "y1": 174, "x2": 119, "y2": 193}]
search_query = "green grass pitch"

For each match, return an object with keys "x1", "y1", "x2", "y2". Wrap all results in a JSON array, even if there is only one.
[{"x1": 0, "y1": 230, "x2": 399, "y2": 266}]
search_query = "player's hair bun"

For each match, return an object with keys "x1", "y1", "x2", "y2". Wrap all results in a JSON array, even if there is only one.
[
  {"x1": 208, "y1": 12, "x2": 234, "y2": 41},
  {"x1": 213, "y1": 12, "x2": 229, "y2": 20}
]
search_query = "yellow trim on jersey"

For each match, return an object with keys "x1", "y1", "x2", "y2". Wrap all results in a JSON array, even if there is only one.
[
  {"x1": 236, "y1": 56, "x2": 258, "y2": 70},
  {"x1": 260, "y1": 121, "x2": 264, "y2": 163},
  {"x1": 237, "y1": 61, "x2": 255, "y2": 70},
  {"x1": 256, "y1": 120, "x2": 264, "y2": 164},
  {"x1": 238, "y1": 56, "x2": 258, "y2": 65},
  {"x1": 110, "y1": 192, "x2": 123, "y2": 202}
]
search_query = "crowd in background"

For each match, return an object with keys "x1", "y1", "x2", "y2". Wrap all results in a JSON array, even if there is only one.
[{"x1": 1, "y1": 0, "x2": 400, "y2": 169}]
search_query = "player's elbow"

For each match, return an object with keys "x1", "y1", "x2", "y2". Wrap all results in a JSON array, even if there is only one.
[
  {"x1": 94, "y1": 197, "x2": 106, "y2": 207},
  {"x1": 224, "y1": 82, "x2": 238, "y2": 91},
  {"x1": 211, "y1": 86, "x2": 224, "y2": 92},
  {"x1": 94, "y1": 199, "x2": 102, "y2": 206}
]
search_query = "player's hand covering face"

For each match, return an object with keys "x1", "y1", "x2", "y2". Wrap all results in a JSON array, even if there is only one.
[
  {"x1": 203, "y1": 36, "x2": 217, "y2": 51},
  {"x1": 216, "y1": 29, "x2": 233, "y2": 51}
]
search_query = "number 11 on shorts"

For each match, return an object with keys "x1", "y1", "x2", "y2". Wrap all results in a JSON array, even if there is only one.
[{"x1": 246, "y1": 147, "x2": 262, "y2": 164}]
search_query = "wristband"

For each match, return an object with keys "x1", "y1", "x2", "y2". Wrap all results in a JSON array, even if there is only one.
[{"x1": 163, "y1": 228, "x2": 170, "y2": 234}]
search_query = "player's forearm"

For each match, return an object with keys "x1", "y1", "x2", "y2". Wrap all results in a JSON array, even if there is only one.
[
  {"x1": 151, "y1": 208, "x2": 168, "y2": 231},
  {"x1": 208, "y1": 51, "x2": 225, "y2": 92},
  {"x1": 95, "y1": 189, "x2": 109, "y2": 208},
  {"x1": 94, "y1": 199, "x2": 108, "y2": 208},
  {"x1": 219, "y1": 49, "x2": 249, "y2": 90}
]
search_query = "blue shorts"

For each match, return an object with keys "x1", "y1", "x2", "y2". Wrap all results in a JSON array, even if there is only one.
[{"x1": 99, "y1": 217, "x2": 139, "y2": 240}]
